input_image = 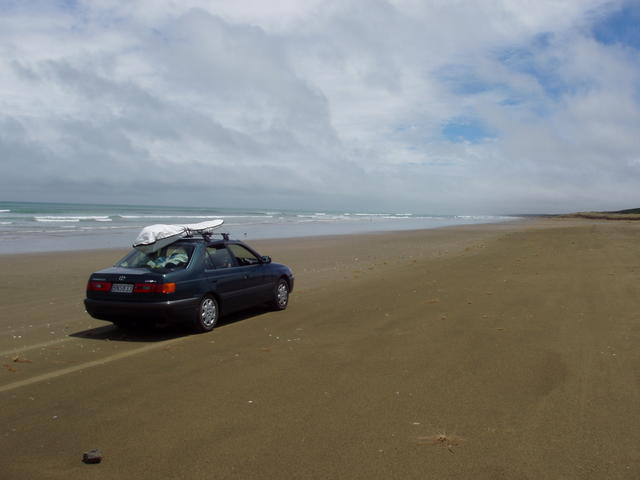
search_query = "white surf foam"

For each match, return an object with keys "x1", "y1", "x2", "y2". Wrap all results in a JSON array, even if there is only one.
[
  {"x1": 35, "y1": 216, "x2": 112, "y2": 223},
  {"x1": 119, "y1": 214, "x2": 271, "y2": 220}
]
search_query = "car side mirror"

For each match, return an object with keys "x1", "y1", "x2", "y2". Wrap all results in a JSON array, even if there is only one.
[{"x1": 261, "y1": 256, "x2": 272, "y2": 264}]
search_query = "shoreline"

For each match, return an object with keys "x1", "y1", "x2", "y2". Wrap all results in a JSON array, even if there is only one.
[
  {"x1": 0, "y1": 217, "x2": 528, "y2": 257},
  {"x1": 0, "y1": 207, "x2": 522, "y2": 255}
]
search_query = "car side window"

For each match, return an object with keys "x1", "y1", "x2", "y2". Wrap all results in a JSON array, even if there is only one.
[
  {"x1": 227, "y1": 244, "x2": 260, "y2": 266},
  {"x1": 206, "y1": 246, "x2": 234, "y2": 269}
]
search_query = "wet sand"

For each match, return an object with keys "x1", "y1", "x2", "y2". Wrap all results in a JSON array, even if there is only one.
[{"x1": 1, "y1": 218, "x2": 640, "y2": 479}]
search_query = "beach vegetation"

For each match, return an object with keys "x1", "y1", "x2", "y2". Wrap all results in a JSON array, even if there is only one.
[{"x1": 563, "y1": 211, "x2": 640, "y2": 220}]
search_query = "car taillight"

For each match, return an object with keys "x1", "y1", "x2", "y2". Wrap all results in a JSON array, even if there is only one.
[
  {"x1": 157, "y1": 282, "x2": 176, "y2": 294},
  {"x1": 132, "y1": 282, "x2": 176, "y2": 294},
  {"x1": 87, "y1": 280, "x2": 112, "y2": 291},
  {"x1": 133, "y1": 283, "x2": 156, "y2": 293}
]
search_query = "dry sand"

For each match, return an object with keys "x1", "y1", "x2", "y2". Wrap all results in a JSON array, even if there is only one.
[{"x1": 1, "y1": 218, "x2": 640, "y2": 479}]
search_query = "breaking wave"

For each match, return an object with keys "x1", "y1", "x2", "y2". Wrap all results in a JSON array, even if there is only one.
[{"x1": 34, "y1": 216, "x2": 112, "y2": 222}]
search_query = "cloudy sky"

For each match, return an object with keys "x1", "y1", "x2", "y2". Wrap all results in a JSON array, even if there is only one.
[{"x1": 1, "y1": 0, "x2": 639, "y2": 214}]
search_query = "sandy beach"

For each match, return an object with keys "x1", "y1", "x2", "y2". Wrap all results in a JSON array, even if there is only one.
[{"x1": 1, "y1": 218, "x2": 640, "y2": 479}]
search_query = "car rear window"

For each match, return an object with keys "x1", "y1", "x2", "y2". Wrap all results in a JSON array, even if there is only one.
[{"x1": 117, "y1": 244, "x2": 195, "y2": 271}]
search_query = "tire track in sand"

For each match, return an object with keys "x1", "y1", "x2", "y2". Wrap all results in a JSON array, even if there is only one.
[{"x1": 0, "y1": 336, "x2": 186, "y2": 393}]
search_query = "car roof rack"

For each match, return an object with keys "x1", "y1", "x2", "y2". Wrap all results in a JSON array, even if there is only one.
[{"x1": 202, "y1": 232, "x2": 230, "y2": 242}]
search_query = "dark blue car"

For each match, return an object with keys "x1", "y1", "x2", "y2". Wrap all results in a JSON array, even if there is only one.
[{"x1": 84, "y1": 237, "x2": 294, "y2": 332}]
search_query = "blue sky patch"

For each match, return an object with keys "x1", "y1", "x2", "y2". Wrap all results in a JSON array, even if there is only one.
[
  {"x1": 59, "y1": 0, "x2": 79, "y2": 10},
  {"x1": 437, "y1": 64, "x2": 528, "y2": 107},
  {"x1": 437, "y1": 65, "x2": 496, "y2": 95},
  {"x1": 442, "y1": 118, "x2": 496, "y2": 144},
  {"x1": 592, "y1": 3, "x2": 640, "y2": 49},
  {"x1": 496, "y1": 41, "x2": 590, "y2": 100}
]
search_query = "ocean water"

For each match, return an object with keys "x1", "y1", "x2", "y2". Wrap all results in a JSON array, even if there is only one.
[{"x1": 0, "y1": 201, "x2": 519, "y2": 254}]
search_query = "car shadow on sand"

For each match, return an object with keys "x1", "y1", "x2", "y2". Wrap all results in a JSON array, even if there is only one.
[{"x1": 70, "y1": 306, "x2": 272, "y2": 342}]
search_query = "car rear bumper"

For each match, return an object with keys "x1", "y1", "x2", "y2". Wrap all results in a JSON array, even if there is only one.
[{"x1": 84, "y1": 297, "x2": 199, "y2": 323}]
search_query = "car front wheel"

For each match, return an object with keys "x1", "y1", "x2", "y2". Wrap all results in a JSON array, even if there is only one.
[
  {"x1": 271, "y1": 279, "x2": 289, "y2": 310},
  {"x1": 192, "y1": 295, "x2": 219, "y2": 333}
]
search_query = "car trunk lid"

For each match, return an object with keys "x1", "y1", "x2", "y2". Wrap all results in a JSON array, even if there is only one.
[{"x1": 87, "y1": 267, "x2": 167, "y2": 300}]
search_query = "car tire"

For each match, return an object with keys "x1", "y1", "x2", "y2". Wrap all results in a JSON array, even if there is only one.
[
  {"x1": 192, "y1": 294, "x2": 219, "y2": 333},
  {"x1": 271, "y1": 278, "x2": 290, "y2": 310}
]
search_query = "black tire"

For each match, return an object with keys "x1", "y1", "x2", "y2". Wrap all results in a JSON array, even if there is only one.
[
  {"x1": 192, "y1": 295, "x2": 219, "y2": 333},
  {"x1": 271, "y1": 278, "x2": 290, "y2": 310}
]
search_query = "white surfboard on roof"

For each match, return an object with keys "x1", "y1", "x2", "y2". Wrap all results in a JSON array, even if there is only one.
[{"x1": 133, "y1": 219, "x2": 224, "y2": 253}]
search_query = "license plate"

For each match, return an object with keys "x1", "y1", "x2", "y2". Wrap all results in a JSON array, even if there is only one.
[{"x1": 111, "y1": 283, "x2": 133, "y2": 293}]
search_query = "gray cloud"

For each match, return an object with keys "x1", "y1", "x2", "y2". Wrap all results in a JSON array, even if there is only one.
[{"x1": 0, "y1": 0, "x2": 638, "y2": 213}]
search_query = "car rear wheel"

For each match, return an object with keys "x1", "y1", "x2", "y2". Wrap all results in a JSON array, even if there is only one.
[
  {"x1": 271, "y1": 279, "x2": 289, "y2": 310},
  {"x1": 192, "y1": 295, "x2": 219, "y2": 333}
]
